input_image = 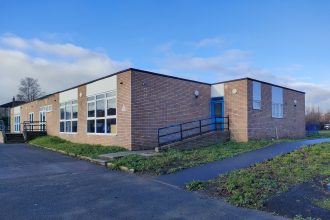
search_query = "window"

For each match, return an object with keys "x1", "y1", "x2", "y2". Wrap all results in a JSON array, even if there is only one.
[
  {"x1": 59, "y1": 100, "x2": 78, "y2": 133},
  {"x1": 87, "y1": 90, "x2": 117, "y2": 134},
  {"x1": 272, "y1": 86, "x2": 283, "y2": 118},
  {"x1": 252, "y1": 81, "x2": 261, "y2": 109},
  {"x1": 14, "y1": 114, "x2": 20, "y2": 132}
]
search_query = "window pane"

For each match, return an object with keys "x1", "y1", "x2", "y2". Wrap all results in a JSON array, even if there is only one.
[
  {"x1": 96, "y1": 100, "x2": 105, "y2": 117},
  {"x1": 107, "y1": 98, "x2": 116, "y2": 116},
  {"x1": 87, "y1": 96, "x2": 95, "y2": 101},
  {"x1": 60, "y1": 122, "x2": 65, "y2": 132},
  {"x1": 96, "y1": 119, "x2": 105, "y2": 133},
  {"x1": 96, "y1": 94, "x2": 105, "y2": 100},
  {"x1": 106, "y1": 118, "x2": 117, "y2": 134},
  {"x1": 87, "y1": 120, "x2": 95, "y2": 133},
  {"x1": 72, "y1": 105, "x2": 78, "y2": 119},
  {"x1": 60, "y1": 108, "x2": 65, "y2": 120},
  {"x1": 88, "y1": 102, "x2": 95, "y2": 117},
  {"x1": 65, "y1": 121, "x2": 71, "y2": 132},
  {"x1": 106, "y1": 90, "x2": 116, "y2": 97},
  {"x1": 65, "y1": 103, "x2": 71, "y2": 120},
  {"x1": 72, "y1": 121, "x2": 78, "y2": 133}
]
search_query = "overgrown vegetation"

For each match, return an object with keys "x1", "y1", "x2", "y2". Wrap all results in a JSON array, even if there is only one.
[
  {"x1": 110, "y1": 140, "x2": 280, "y2": 175},
  {"x1": 29, "y1": 136, "x2": 125, "y2": 158},
  {"x1": 200, "y1": 143, "x2": 330, "y2": 208},
  {"x1": 313, "y1": 199, "x2": 330, "y2": 211},
  {"x1": 185, "y1": 181, "x2": 207, "y2": 191}
]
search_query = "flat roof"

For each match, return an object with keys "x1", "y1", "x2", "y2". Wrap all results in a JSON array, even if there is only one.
[
  {"x1": 14, "y1": 68, "x2": 305, "y2": 107},
  {"x1": 213, "y1": 77, "x2": 305, "y2": 94}
]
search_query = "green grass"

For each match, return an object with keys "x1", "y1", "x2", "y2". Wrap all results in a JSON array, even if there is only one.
[
  {"x1": 200, "y1": 143, "x2": 330, "y2": 208},
  {"x1": 306, "y1": 130, "x2": 330, "y2": 139},
  {"x1": 313, "y1": 199, "x2": 330, "y2": 211},
  {"x1": 110, "y1": 140, "x2": 281, "y2": 175},
  {"x1": 185, "y1": 181, "x2": 207, "y2": 191},
  {"x1": 29, "y1": 136, "x2": 126, "y2": 158}
]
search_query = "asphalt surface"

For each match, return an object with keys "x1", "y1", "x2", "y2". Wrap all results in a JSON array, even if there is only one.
[
  {"x1": 157, "y1": 138, "x2": 330, "y2": 186},
  {"x1": 0, "y1": 144, "x2": 282, "y2": 220}
]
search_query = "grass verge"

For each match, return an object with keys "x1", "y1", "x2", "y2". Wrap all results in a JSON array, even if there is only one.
[
  {"x1": 29, "y1": 136, "x2": 126, "y2": 158},
  {"x1": 109, "y1": 140, "x2": 281, "y2": 175},
  {"x1": 197, "y1": 143, "x2": 330, "y2": 208},
  {"x1": 313, "y1": 199, "x2": 330, "y2": 211}
]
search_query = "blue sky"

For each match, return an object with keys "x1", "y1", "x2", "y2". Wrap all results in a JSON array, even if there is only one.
[{"x1": 1, "y1": 0, "x2": 330, "y2": 110}]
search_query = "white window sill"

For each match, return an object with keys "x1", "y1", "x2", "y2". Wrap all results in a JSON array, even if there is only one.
[
  {"x1": 86, "y1": 133, "x2": 117, "y2": 136},
  {"x1": 59, "y1": 132, "x2": 78, "y2": 135}
]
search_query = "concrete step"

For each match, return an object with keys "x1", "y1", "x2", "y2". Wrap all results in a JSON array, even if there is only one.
[{"x1": 5, "y1": 133, "x2": 25, "y2": 143}]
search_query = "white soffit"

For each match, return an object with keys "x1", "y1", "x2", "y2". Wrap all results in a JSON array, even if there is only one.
[
  {"x1": 59, "y1": 88, "x2": 78, "y2": 103},
  {"x1": 211, "y1": 84, "x2": 224, "y2": 97},
  {"x1": 86, "y1": 75, "x2": 117, "y2": 96}
]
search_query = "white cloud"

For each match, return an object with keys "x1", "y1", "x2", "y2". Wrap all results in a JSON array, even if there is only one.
[
  {"x1": 195, "y1": 37, "x2": 226, "y2": 48},
  {"x1": 0, "y1": 34, "x2": 131, "y2": 104},
  {"x1": 156, "y1": 41, "x2": 330, "y2": 111}
]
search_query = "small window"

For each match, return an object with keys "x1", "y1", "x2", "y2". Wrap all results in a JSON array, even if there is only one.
[
  {"x1": 96, "y1": 119, "x2": 105, "y2": 133},
  {"x1": 106, "y1": 118, "x2": 117, "y2": 134},
  {"x1": 252, "y1": 81, "x2": 261, "y2": 110},
  {"x1": 72, "y1": 121, "x2": 78, "y2": 133},
  {"x1": 107, "y1": 98, "x2": 116, "y2": 116},
  {"x1": 60, "y1": 122, "x2": 65, "y2": 132},
  {"x1": 272, "y1": 86, "x2": 283, "y2": 118},
  {"x1": 88, "y1": 102, "x2": 95, "y2": 117},
  {"x1": 72, "y1": 105, "x2": 78, "y2": 119},
  {"x1": 96, "y1": 100, "x2": 105, "y2": 117},
  {"x1": 87, "y1": 120, "x2": 95, "y2": 133}
]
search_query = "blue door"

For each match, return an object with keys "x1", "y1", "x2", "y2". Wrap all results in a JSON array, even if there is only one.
[{"x1": 211, "y1": 97, "x2": 224, "y2": 130}]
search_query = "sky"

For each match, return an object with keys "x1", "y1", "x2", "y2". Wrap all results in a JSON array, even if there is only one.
[{"x1": 1, "y1": 0, "x2": 330, "y2": 111}]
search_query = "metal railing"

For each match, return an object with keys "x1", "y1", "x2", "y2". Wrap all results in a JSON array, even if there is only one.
[
  {"x1": 158, "y1": 117, "x2": 229, "y2": 146},
  {"x1": 23, "y1": 121, "x2": 47, "y2": 132}
]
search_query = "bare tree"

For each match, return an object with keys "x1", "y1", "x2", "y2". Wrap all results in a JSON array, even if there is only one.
[{"x1": 16, "y1": 77, "x2": 44, "y2": 102}]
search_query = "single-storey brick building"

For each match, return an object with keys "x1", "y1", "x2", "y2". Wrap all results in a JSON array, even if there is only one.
[{"x1": 10, "y1": 68, "x2": 305, "y2": 150}]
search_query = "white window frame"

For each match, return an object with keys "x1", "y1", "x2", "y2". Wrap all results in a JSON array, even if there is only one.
[
  {"x1": 14, "y1": 114, "x2": 21, "y2": 133},
  {"x1": 87, "y1": 90, "x2": 117, "y2": 135},
  {"x1": 59, "y1": 100, "x2": 78, "y2": 134},
  {"x1": 272, "y1": 86, "x2": 283, "y2": 118},
  {"x1": 252, "y1": 81, "x2": 261, "y2": 110},
  {"x1": 28, "y1": 112, "x2": 34, "y2": 131}
]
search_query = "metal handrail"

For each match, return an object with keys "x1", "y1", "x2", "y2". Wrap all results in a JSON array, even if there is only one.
[
  {"x1": 23, "y1": 121, "x2": 47, "y2": 132},
  {"x1": 158, "y1": 117, "x2": 229, "y2": 146}
]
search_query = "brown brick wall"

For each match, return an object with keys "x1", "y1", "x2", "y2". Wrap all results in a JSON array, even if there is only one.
[
  {"x1": 131, "y1": 70, "x2": 211, "y2": 150},
  {"x1": 247, "y1": 80, "x2": 305, "y2": 139},
  {"x1": 11, "y1": 70, "x2": 133, "y2": 150},
  {"x1": 224, "y1": 79, "x2": 249, "y2": 142}
]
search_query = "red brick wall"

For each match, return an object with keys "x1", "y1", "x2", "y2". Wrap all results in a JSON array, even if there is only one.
[
  {"x1": 130, "y1": 70, "x2": 211, "y2": 150},
  {"x1": 12, "y1": 70, "x2": 133, "y2": 150},
  {"x1": 247, "y1": 80, "x2": 305, "y2": 139},
  {"x1": 223, "y1": 80, "x2": 249, "y2": 142}
]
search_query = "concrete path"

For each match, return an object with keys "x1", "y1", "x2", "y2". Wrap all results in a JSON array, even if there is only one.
[
  {"x1": 156, "y1": 138, "x2": 330, "y2": 186},
  {"x1": 0, "y1": 143, "x2": 282, "y2": 220}
]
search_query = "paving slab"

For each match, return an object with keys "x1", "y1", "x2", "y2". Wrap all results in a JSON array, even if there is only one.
[{"x1": 156, "y1": 138, "x2": 330, "y2": 187}]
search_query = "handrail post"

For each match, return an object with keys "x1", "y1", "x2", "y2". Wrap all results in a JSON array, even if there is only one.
[
  {"x1": 180, "y1": 124, "x2": 183, "y2": 140},
  {"x1": 158, "y1": 129, "x2": 160, "y2": 146},
  {"x1": 199, "y1": 120, "x2": 202, "y2": 135},
  {"x1": 214, "y1": 117, "x2": 217, "y2": 131}
]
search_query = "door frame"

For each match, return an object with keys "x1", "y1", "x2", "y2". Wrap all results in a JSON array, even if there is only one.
[
  {"x1": 39, "y1": 111, "x2": 46, "y2": 131},
  {"x1": 210, "y1": 97, "x2": 225, "y2": 130},
  {"x1": 28, "y1": 112, "x2": 34, "y2": 131}
]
